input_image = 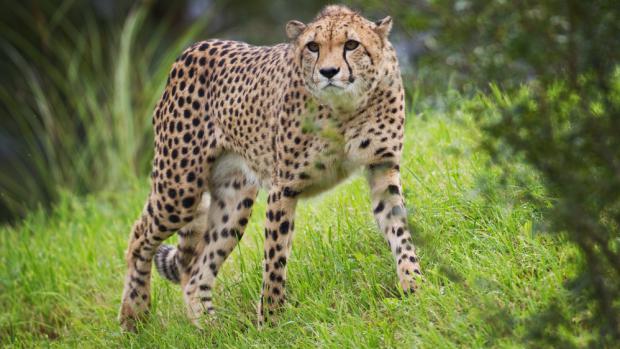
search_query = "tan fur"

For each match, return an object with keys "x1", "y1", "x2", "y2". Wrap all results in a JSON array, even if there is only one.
[{"x1": 119, "y1": 5, "x2": 421, "y2": 331}]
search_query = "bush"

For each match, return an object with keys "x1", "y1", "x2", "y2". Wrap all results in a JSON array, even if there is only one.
[{"x1": 477, "y1": 59, "x2": 620, "y2": 349}]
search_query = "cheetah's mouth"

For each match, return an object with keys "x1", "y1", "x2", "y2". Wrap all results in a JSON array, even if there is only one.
[
  {"x1": 319, "y1": 79, "x2": 351, "y2": 90},
  {"x1": 324, "y1": 83, "x2": 344, "y2": 89}
]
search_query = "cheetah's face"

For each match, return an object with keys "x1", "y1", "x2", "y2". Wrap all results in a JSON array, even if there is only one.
[{"x1": 287, "y1": 10, "x2": 393, "y2": 112}]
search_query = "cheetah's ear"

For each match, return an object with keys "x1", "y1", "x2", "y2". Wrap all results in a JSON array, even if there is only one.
[
  {"x1": 286, "y1": 20, "x2": 306, "y2": 40},
  {"x1": 374, "y1": 16, "x2": 393, "y2": 39}
]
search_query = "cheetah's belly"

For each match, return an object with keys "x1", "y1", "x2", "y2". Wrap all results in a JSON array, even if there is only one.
[
  {"x1": 210, "y1": 153, "x2": 271, "y2": 190},
  {"x1": 297, "y1": 152, "x2": 362, "y2": 198}
]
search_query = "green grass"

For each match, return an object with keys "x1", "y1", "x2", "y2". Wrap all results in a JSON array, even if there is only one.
[{"x1": 0, "y1": 110, "x2": 587, "y2": 348}]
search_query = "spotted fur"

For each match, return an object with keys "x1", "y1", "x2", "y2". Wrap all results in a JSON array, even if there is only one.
[{"x1": 119, "y1": 5, "x2": 421, "y2": 331}]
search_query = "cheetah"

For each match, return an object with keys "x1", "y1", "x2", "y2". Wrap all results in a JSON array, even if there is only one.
[{"x1": 119, "y1": 5, "x2": 421, "y2": 331}]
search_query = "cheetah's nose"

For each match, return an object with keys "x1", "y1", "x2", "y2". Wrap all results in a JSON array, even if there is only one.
[{"x1": 319, "y1": 67, "x2": 340, "y2": 79}]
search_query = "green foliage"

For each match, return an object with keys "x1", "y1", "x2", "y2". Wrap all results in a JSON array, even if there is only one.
[
  {"x1": 358, "y1": 0, "x2": 620, "y2": 92},
  {"x1": 473, "y1": 1, "x2": 620, "y2": 345},
  {"x1": 358, "y1": 0, "x2": 620, "y2": 344},
  {"x1": 0, "y1": 2, "x2": 208, "y2": 220},
  {"x1": 0, "y1": 113, "x2": 587, "y2": 347},
  {"x1": 477, "y1": 72, "x2": 620, "y2": 348}
]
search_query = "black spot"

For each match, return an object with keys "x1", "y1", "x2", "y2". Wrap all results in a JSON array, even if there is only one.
[
  {"x1": 283, "y1": 187, "x2": 299, "y2": 198},
  {"x1": 360, "y1": 139, "x2": 371, "y2": 148},
  {"x1": 387, "y1": 185, "x2": 400, "y2": 195},
  {"x1": 276, "y1": 256, "x2": 287, "y2": 268},
  {"x1": 187, "y1": 172, "x2": 196, "y2": 182},
  {"x1": 279, "y1": 221, "x2": 290, "y2": 234},
  {"x1": 374, "y1": 201, "x2": 385, "y2": 214},
  {"x1": 182, "y1": 197, "x2": 195, "y2": 208},
  {"x1": 374, "y1": 147, "x2": 387, "y2": 155}
]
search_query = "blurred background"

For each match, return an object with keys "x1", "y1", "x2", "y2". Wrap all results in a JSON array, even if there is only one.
[{"x1": 1, "y1": 0, "x2": 618, "y2": 345}]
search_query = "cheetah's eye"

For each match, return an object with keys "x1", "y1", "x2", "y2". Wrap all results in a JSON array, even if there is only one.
[
  {"x1": 306, "y1": 41, "x2": 319, "y2": 53},
  {"x1": 344, "y1": 40, "x2": 359, "y2": 51}
]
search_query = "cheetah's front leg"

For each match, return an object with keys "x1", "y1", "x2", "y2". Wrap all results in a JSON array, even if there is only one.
[
  {"x1": 258, "y1": 186, "x2": 298, "y2": 324},
  {"x1": 367, "y1": 164, "x2": 421, "y2": 293}
]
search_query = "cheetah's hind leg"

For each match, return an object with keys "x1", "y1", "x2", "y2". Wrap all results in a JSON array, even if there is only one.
[
  {"x1": 154, "y1": 193, "x2": 211, "y2": 285},
  {"x1": 119, "y1": 179, "x2": 204, "y2": 330},
  {"x1": 181, "y1": 154, "x2": 259, "y2": 328}
]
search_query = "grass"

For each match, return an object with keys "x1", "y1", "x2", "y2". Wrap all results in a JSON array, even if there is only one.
[
  {"x1": 0, "y1": 108, "x2": 587, "y2": 348},
  {"x1": 0, "y1": 4, "x2": 208, "y2": 219}
]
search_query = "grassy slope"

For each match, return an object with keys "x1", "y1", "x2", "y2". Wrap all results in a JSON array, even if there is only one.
[{"x1": 0, "y1": 110, "x2": 583, "y2": 348}]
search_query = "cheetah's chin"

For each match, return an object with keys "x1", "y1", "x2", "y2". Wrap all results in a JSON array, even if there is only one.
[
  {"x1": 315, "y1": 83, "x2": 364, "y2": 112},
  {"x1": 323, "y1": 84, "x2": 344, "y2": 90}
]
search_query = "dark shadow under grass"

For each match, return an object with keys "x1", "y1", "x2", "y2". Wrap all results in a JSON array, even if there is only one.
[{"x1": 0, "y1": 111, "x2": 587, "y2": 348}]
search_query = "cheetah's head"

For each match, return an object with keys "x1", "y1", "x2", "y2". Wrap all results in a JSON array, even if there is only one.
[{"x1": 287, "y1": 5, "x2": 394, "y2": 113}]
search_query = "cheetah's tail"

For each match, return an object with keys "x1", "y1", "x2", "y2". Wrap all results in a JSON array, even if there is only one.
[{"x1": 154, "y1": 244, "x2": 181, "y2": 284}]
